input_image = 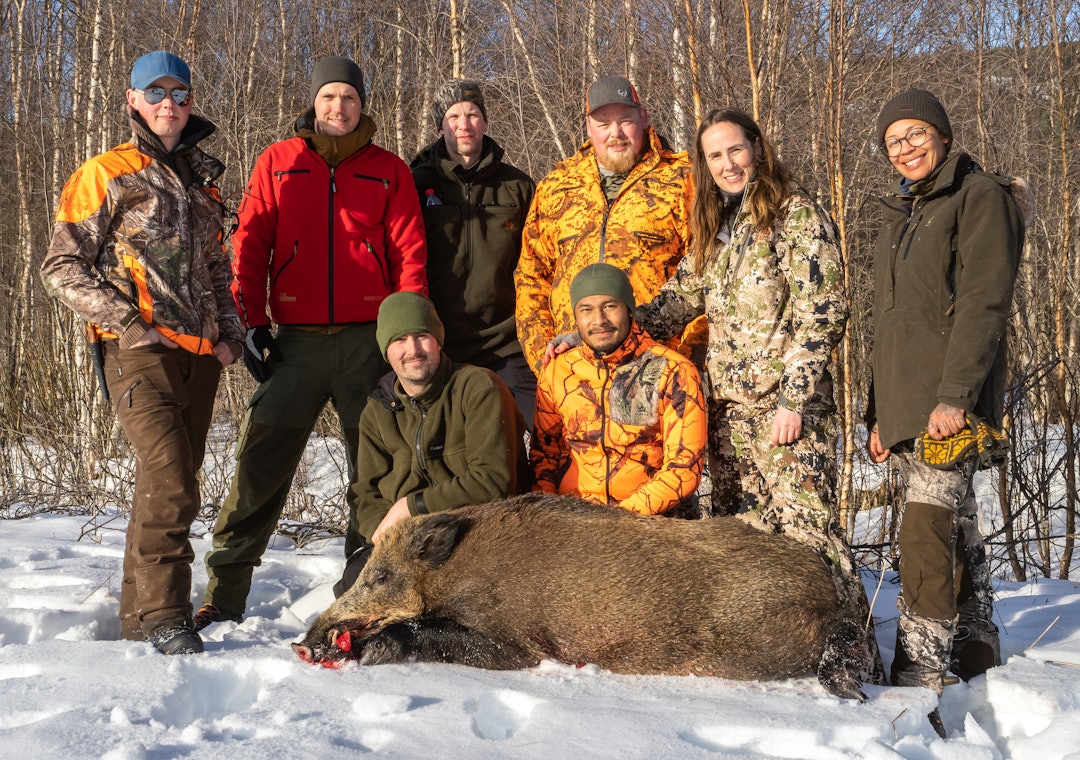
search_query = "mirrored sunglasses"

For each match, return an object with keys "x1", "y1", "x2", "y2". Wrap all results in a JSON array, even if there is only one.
[{"x1": 138, "y1": 86, "x2": 192, "y2": 106}]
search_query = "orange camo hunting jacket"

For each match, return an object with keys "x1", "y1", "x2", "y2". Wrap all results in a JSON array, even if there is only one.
[
  {"x1": 531, "y1": 322, "x2": 706, "y2": 515},
  {"x1": 514, "y1": 129, "x2": 693, "y2": 373}
]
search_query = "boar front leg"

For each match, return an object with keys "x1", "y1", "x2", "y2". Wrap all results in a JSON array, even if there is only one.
[{"x1": 359, "y1": 617, "x2": 538, "y2": 670}]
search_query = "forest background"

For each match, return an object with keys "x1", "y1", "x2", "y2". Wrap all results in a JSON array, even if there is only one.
[{"x1": 0, "y1": 0, "x2": 1076, "y2": 582}]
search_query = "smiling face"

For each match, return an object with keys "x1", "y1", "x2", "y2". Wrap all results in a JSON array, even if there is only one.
[
  {"x1": 884, "y1": 118, "x2": 950, "y2": 182},
  {"x1": 313, "y1": 81, "x2": 362, "y2": 136},
  {"x1": 574, "y1": 295, "x2": 632, "y2": 355},
  {"x1": 699, "y1": 120, "x2": 759, "y2": 195},
  {"x1": 126, "y1": 76, "x2": 191, "y2": 151},
  {"x1": 386, "y1": 332, "x2": 442, "y2": 396},
  {"x1": 587, "y1": 103, "x2": 649, "y2": 174}
]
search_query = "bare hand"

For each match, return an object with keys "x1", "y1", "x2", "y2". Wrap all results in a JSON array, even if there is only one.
[
  {"x1": 543, "y1": 331, "x2": 581, "y2": 367},
  {"x1": 129, "y1": 328, "x2": 178, "y2": 349},
  {"x1": 926, "y1": 402, "x2": 967, "y2": 440},
  {"x1": 770, "y1": 406, "x2": 803, "y2": 446},
  {"x1": 213, "y1": 341, "x2": 235, "y2": 367},
  {"x1": 866, "y1": 425, "x2": 891, "y2": 464},
  {"x1": 371, "y1": 497, "x2": 412, "y2": 544}
]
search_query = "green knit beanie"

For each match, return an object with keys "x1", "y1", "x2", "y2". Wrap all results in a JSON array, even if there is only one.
[
  {"x1": 569, "y1": 263, "x2": 635, "y2": 311},
  {"x1": 376, "y1": 292, "x2": 445, "y2": 359}
]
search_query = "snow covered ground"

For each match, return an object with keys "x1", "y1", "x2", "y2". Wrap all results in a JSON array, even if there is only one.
[{"x1": 1, "y1": 511, "x2": 1077, "y2": 759}]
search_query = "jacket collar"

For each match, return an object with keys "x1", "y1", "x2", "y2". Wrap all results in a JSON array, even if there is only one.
[
  {"x1": 374, "y1": 353, "x2": 454, "y2": 411},
  {"x1": 888, "y1": 150, "x2": 974, "y2": 202},
  {"x1": 411, "y1": 134, "x2": 503, "y2": 179},
  {"x1": 294, "y1": 109, "x2": 378, "y2": 166}
]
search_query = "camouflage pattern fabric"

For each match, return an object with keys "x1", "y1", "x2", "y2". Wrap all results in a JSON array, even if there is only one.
[
  {"x1": 893, "y1": 597, "x2": 955, "y2": 693},
  {"x1": 515, "y1": 127, "x2": 692, "y2": 374},
  {"x1": 636, "y1": 191, "x2": 846, "y2": 414},
  {"x1": 532, "y1": 321, "x2": 707, "y2": 515},
  {"x1": 893, "y1": 452, "x2": 998, "y2": 687},
  {"x1": 41, "y1": 115, "x2": 242, "y2": 349}
]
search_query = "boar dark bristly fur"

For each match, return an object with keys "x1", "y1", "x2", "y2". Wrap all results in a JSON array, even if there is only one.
[{"x1": 293, "y1": 493, "x2": 867, "y2": 700}]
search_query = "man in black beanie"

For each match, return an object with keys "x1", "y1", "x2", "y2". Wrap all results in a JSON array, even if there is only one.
[
  {"x1": 411, "y1": 78, "x2": 537, "y2": 427},
  {"x1": 195, "y1": 56, "x2": 427, "y2": 631},
  {"x1": 334, "y1": 291, "x2": 531, "y2": 595}
]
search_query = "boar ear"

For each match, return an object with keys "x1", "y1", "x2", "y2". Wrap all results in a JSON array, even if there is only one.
[{"x1": 410, "y1": 513, "x2": 470, "y2": 568}]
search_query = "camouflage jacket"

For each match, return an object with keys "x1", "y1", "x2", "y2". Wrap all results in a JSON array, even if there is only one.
[
  {"x1": 514, "y1": 128, "x2": 692, "y2": 373},
  {"x1": 531, "y1": 321, "x2": 706, "y2": 515},
  {"x1": 637, "y1": 190, "x2": 847, "y2": 415},
  {"x1": 41, "y1": 114, "x2": 242, "y2": 353}
]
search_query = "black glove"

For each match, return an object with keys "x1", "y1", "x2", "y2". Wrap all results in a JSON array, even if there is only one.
[{"x1": 242, "y1": 325, "x2": 282, "y2": 382}]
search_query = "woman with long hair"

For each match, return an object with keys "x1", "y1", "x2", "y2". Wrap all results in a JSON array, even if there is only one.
[{"x1": 637, "y1": 108, "x2": 883, "y2": 690}]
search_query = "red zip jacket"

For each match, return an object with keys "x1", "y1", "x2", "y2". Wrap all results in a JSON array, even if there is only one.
[{"x1": 232, "y1": 122, "x2": 427, "y2": 327}]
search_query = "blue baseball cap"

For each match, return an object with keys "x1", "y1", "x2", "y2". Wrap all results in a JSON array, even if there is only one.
[{"x1": 130, "y1": 51, "x2": 191, "y2": 91}]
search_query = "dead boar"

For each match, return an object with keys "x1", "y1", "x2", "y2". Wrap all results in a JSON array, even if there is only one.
[{"x1": 293, "y1": 493, "x2": 867, "y2": 699}]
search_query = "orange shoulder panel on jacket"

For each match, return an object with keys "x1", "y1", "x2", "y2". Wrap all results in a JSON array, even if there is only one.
[{"x1": 55, "y1": 143, "x2": 150, "y2": 224}]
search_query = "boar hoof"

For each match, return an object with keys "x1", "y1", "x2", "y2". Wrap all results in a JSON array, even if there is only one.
[{"x1": 358, "y1": 625, "x2": 411, "y2": 666}]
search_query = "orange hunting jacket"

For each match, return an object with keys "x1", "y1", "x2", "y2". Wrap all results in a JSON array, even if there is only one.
[
  {"x1": 514, "y1": 128, "x2": 693, "y2": 373},
  {"x1": 531, "y1": 322, "x2": 706, "y2": 515}
]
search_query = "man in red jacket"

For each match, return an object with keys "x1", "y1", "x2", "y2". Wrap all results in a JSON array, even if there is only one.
[{"x1": 196, "y1": 56, "x2": 427, "y2": 630}]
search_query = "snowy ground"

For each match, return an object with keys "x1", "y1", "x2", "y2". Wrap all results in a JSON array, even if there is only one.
[{"x1": 1, "y1": 511, "x2": 1078, "y2": 759}]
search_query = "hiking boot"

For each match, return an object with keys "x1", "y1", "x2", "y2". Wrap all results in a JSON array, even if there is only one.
[
  {"x1": 927, "y1": 707, "x2": 947, "y2": 738},
  {"x1": 192, "y1": 603, "x2": 243, "y2": 632},
  {"x1": 147, "y1": 619, "x2": 204, "y2": 655},
  {"x1": 121, "y1": 621, "x2": 146, "y2": 642},
  {"x1": 951, "y1": 618, "x2": 1001, "y2": 681}
]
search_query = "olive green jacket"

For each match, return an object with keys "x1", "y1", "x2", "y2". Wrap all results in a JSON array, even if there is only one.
[
  {"x1": 352, "y1": 354, "x2": 530, "y2": 541},
  {"x1": 868, "y1": 151, "x2": 1025, "y2": 449}
]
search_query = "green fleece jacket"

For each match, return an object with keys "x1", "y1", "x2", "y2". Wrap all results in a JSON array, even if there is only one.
[
  {"x1": 868, "y1": 151, "x2": 1024, "y2": 449},
  {"x1": 352, "y1": 354, "x2": 530, "y2": 541}
]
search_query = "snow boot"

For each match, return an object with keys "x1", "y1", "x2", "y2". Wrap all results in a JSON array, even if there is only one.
[
  {"x1": 193, "y1": 603, "x2": 243, "y2": 632},
  {"x1": 147, "y1": 617, "x2": 204, "y2": 655}
]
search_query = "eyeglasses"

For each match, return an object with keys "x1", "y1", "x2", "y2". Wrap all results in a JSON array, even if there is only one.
[
  {"x1": 137, "y1": 86, "x2": 192, "y2": 107},
  {"x1": 884, "y1": 126, "x2": 933, "y2": 157}
]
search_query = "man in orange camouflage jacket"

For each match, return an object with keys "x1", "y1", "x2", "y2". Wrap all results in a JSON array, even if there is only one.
[
  {"x1": 531, "y1": 264, "x2": 706, "y2": 516},
  {"x1": 514, "y1": 75, "x2": 693, "y2": 374}
]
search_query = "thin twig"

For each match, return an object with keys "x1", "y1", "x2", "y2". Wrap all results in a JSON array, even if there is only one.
[{"x1": 1026, "y1": 615, "x2": 1061, "y2": 651}]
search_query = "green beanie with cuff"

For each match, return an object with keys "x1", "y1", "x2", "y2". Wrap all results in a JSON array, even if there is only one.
[{"x1": 376, "y1": 292, "x2": 445, "y2": 359}]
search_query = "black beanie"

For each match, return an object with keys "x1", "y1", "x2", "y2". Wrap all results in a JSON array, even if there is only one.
[
  {"x1": 432, "y1": 79, "x2": 487, "y2": 129},
  {"x1": 310, "y1": 56, "x2": 366, "y2": 107},
  {"x1": 569, "y1": 263, "x2": 636, "y2": 311},
  {"x1": 376, "y1": 292, "x2": 445, "y2": 359},
  {"x1": 874, "y1": 89, "x2": 952, "y2": 153}
]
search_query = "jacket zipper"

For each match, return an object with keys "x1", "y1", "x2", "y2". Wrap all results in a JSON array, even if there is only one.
[
  {"x1": 599, "y1": 360, "x2": 613, "y2": 505},
  {"x1": 327, "y1": 166, "x2": 337, "y2": 323},
  {"x1": 464, "y1": 182, "x2": 473, "y2": 276},
  {"x1": 411, "y1": 398, "x2": 430, "y2": 478}
]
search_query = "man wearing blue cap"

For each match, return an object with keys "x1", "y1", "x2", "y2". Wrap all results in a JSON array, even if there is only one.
[{"x1": 41, "y1": 51, "x2": 243, "y2": 655}]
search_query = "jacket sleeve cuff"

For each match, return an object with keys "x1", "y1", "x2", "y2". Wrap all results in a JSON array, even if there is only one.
[{"x1": 408, "y1": 492, "x2": 430, "y2": 516}]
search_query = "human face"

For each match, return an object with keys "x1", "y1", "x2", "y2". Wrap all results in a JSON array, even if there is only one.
[
  {"x1": 574, "y1": 295, "x2": 632, "y2": 356},
  {"x1": 884, "y1": 119, "x2": 949, "y2": 182},
  {"x1": 314, "y1": 82, "x2": 362, "y2": 136},
  {"x1": 386, "y1": 332, "x2": 442, "y2": 396},
  {"x1": 699, "y1": 121, "x2": 758, "y2": 195},
  {"x1": 586, "y1": 104, "x2": 648, "y2": 174},
  {"x1": 441, "y1": 101, "x2": 487, "y2": 167},
  {"x1": 126, "y1": 76, "x2": 191, "y2": 151}
]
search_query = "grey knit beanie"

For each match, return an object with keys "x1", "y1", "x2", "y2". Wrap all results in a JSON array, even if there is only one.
[
  {"x1": 569, "y1": 263, "x2": 636, "y2": 311},
  {"x1": 432, "y1": 79, "x2": 486, "y2": 128},
  {"x1": 874, "y1": 89, "x2": 952, "y2": 152},
  {"x1": 376, "y1": 292, "x2": 445, "y2": 359},
  {"x1": 310, "y1": 56, "x2": 366, "y2": 107}
]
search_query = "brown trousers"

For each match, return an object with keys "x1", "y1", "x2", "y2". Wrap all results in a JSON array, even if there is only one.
[{"x1": 103, "y1": 341, "x2": 221, "y2": 633}]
